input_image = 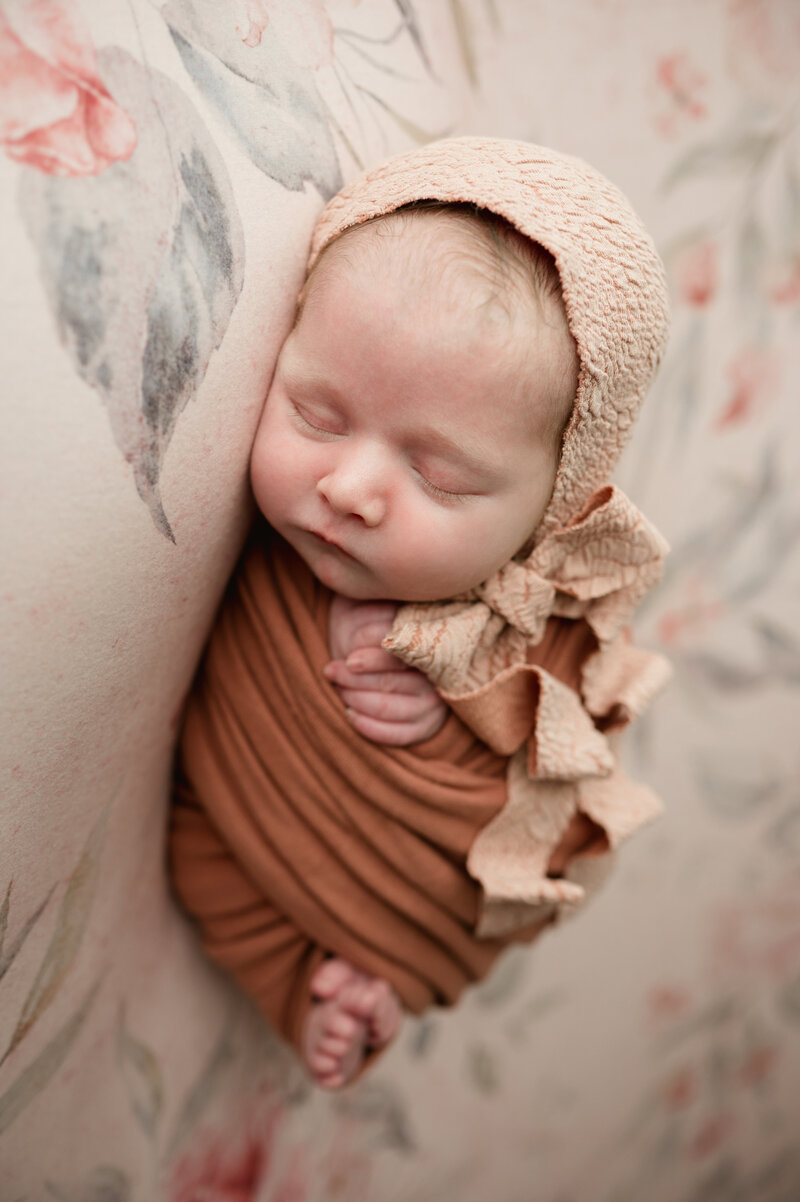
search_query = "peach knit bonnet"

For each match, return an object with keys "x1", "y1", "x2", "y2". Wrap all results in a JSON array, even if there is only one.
[{"x1": 309, "y1": 137, "x2": 672, "y2": 936}]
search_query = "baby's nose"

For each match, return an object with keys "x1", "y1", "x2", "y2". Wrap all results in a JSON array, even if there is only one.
[{"x1": 317, "y1": 449, "x2": 387, "y2": 527}]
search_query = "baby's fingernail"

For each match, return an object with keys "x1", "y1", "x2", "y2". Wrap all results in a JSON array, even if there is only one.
[
  {"x1": 322, "y1": 664, "x2": 334, "y2": 678},
  {"x1": 346, "y1": 655, "x2": 364, "y2": 671}
]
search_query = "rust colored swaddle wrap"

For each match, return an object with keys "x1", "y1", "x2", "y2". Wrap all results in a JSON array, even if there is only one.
[{"x1": 171, "y1": 137, "x2": 672, "y2": 1053}]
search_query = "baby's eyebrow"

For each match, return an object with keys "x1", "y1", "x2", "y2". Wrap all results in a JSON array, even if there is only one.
[
  {"x1": 412, "y1": 424, "x2": 499, "y2": 480},
  {"x1": 279, "y1": 360, "x2": 324, "y2": 394}
]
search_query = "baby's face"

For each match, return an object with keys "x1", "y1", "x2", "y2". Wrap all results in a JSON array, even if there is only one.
[{"x1": 251, "y1": 227, "x2": 570, "y2": 602}]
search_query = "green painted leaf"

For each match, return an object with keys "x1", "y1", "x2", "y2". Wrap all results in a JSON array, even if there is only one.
[
  {"x1": 466, "y1": 1042, "x2": 499, "y2": 1093},
  {"x1": 448, "y1": 0, "x2": 478, "y2": 86},
  {"x1": 484, "y1": 0, "x2": 501, "y2": 32},
  {"x1": 661, "y1": 224, "x2": 715, "y2": 267},
  {"x1": 116, "y1": 1007, "x2": 164, "y2": 1140},
  {"x1": 0, "y1": 885, "x2": 57, "y2": 985},
  {"x1": 320, "y1": 102, "x2": 365, "y2": 172},
  {"x1": 738, "y1": 210, "x2": 765, "y2": 302},
  {"x1": 359, "y1": 88, "x2": 451, "y2": 144},
  {"x1": 473, "y1": 947, "x2": 527, "y2": 1008},
  {"x1": 1, "y1": 810, "x2": 108, "y2": 1062},
  {"x1": 661, "y1": 125, "x2": 778, "y2": 193},
  {"x1": 0, "y1": 881, "x2": 10, "y2": 961},
  {"x1": 0, "y1": 981, "x2": 101, "y2": 1137},
  {"x1": 165, "y1": 1002, "x2": 237, "y2": 1158}
]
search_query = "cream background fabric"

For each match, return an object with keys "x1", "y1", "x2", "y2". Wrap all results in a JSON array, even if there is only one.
[{"x1": 2, "y1": 2, "x2": 798, "y2": 1199}]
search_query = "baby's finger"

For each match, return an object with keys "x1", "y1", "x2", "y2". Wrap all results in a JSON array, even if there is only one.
[
  {"x1": 339, "y1": 689, "x2": 441, "y2": 723},
  {"x1": 325, "y1": 664, "x2": 435, "y2": 695},
  {"x1": 346, "y1": 710, "x2": 447, "y2": 747},
  {"x1": 344, "y1": 646, "x2": 404, "y2": 674},
  {"x1": 346, "y1": 620, "x2": 398, "y2": 651}
]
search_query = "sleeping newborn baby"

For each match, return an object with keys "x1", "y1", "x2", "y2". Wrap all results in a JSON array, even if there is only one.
[{"x1": 171, "y1": 137, "x2": 672, "y2": 1088}]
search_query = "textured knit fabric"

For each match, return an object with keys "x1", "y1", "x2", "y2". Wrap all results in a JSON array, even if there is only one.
[{"x1": 309, "y1": 136, "x2": 671, "y2": 537}]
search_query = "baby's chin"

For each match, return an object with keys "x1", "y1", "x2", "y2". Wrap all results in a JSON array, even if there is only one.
[
  {"x1": 311, "y1": 560, "x2": 452, "y2": 604},
  {"x1": 290, "y1": 533, "x2": 474, "y2": 602}
]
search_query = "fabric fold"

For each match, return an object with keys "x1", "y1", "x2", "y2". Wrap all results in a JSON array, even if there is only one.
[
  {"x1": 383, "y1": 485, "x2": 670, "y2": 937},
  {"x1": 172, "y1": 530, "x2": 537, "y2": 1046}
]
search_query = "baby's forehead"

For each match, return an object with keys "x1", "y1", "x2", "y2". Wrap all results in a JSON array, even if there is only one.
[
  {"x1": 311, "y1": 207, "x2": 564, "y2": 330},
  {"x1": 318, "y1": 209, "x2": 491, "y2": 284}
]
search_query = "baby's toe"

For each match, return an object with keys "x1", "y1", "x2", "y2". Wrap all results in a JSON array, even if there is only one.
[
  {"x1": 324, "y1": 1009, "x2": 360, "y2": 1041},
  {"x1": 319, "y1": 1029, "x2": 356, "y2": 1059},
  {"x1": 368, "y1": 983, "x2": 402, "y2": 1047},
  {"x1": 310, "y1": 957, "x2": 359, "y2": 1000},
  {"x1": 308, "y1": 1047, "x2": 340, "y2": 1079},
  {"x1": 339, "y1": 978, "x2": 379, "y2": 1018}
]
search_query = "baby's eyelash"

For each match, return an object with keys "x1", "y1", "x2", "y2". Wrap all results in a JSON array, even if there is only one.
[
  {"x1": 418, "y1": 475, "x2": 471, "y2": 504},
  {"x1": 290, "y1": 405, "x2": 338, "y2": 437}
]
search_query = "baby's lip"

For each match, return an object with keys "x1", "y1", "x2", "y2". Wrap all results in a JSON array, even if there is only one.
[{"x1": 310, "y1": 529, "x2": 357, "y2": 559}]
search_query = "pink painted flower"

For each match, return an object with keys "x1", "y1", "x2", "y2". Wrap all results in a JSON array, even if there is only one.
[
  {"x1": 711, "y1": 879, "x2": 800, "y2": 986},
  {"x1": 675, "y1": 239, "x2": 718, "y2": 307},
  {"x1": 653, "y1": 52, "x2": 708, "y2": 139},
  {"x1": 661, "y1": 1066, "x2": 698, "y2": 1111},
  {"x1": 728, "y1": 0, "x2": 800, "y2": 104},
  {"x1": 766, "y1": 257, "x2": 800, "y2": 305},
  {"x1": 715, "y1": 345, "x2": 780, "y2": 429},
  {"x1": 657, "y1": 579, "x2": 724, "y2": 648},
  {"x1": 689, "y1": 1112, "x2": 736, "y2": 1160},
  {"x1": 737, "y1": 1044, "x2": 778, "y2": 1087},
  {"x1": 0, "y1": 0, "x2": 136, "y2": 175},
  {"x1": 167, "y1": 1108, "x2": 307, "y2": 1202},
  {"x1": 647, "y1": 984, "x2": 693, "y2": 1023},
  {"x1": 233, "y1": 0, "x2": 334, "y2": 69}
]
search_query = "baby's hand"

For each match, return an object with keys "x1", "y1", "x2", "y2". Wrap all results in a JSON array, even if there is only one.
[{"x1": 325, "y1": 594, "x2": 447, "y2": 746}]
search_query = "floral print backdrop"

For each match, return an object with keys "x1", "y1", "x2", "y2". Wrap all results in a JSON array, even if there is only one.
[
  {"x1": 357, "y1": 3, "x2": 800, "y2": 1200},
  {"x1": 1, "y1": 1, "x2": 798, "y2": 1199}
]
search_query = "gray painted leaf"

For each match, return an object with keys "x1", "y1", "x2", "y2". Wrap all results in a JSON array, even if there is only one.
[
  {"x1": 680, "y1": 650, "x2": 765, "y2": 690},
  {"x1": 395, "y1": 1, "x2": 435, "y2": 75},
  {"x1": 694, "y1": 753, "x2": 782, "y2": 817},
  {"x1": 657, "y1": 447, "x2": 777, "y2": 594},
  {"x1": 407, "y1": 1013, "x2": 438, "y2": 1058},
  {"x1": 472, "y1": 946, "x2": 527, "y2": 1008},
  {"x1": 1, "y1": 811, "x2": 107, "y2": 1063},
  {"x1": 116, "y1": 1007, "x2": 164, "y2": 1139},
  {"x1": 45, "y1": 1166, "x2": 131, "y2": 1202},
  {"x1": 336, "y1": 1080, "x2": 415, "y2": 1152},
  {"x1": 466, "y1": 1041, "x2": 499, "y2": 1093},
  {"x1": 768, "y1": 803, "x2": 800, "y2": 860},
  {"x1": 81, "y1": 1165, "x2": 132, "y2": 1202},
  {"x1": 20, "y1": 47, "x2": 245, "y2": 542},
  {"x1": 0, "y1": 981, "x2": 101, "y2": 1137},
  {"x1": 163, "y1": 0, "x2": 341, "y2": 199}
]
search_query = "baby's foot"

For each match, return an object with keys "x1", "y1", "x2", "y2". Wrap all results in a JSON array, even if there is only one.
[{"x1": 302, "y1": 958, "x2": 402, "y2": 1089}]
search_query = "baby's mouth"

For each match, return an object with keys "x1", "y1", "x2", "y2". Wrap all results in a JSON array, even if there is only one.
[{"x1": 310, "y1": 530, "x2": 357, "y2": 560}]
